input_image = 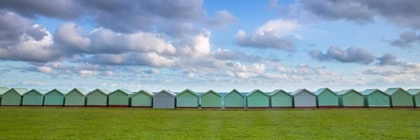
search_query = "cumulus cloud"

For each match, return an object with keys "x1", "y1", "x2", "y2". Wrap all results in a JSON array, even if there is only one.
[
  {"x1": 79, "y1": 0, "x2": 206, "y2": 33},
  {"x1": 205, "y1": 10, "x2": 239, "y2": 28},
  {"x1": 145, "y1": 68, "x2": 160, "y2": 75},
  {"x1": 224, "y1": 62, "x2": 267, "y2": 79},
  {"x1": 23, "y1": 62, "x2": 115, "y2": 76},
  {"x1": 377, "y1": 53, "x2": 401, "y2": 66},
  {"x1": 0, "y1": 10, "x2": 30, "y2": 45},
  {"x1": 185, "y1": 72, "x2": 195, "y2": 78},
  {"x1": 362, "y1": 68, "x2": 406, "y2": 76},
  {"x1": 79, "y1": 70, "x2": 97, "y2": 77},
  {"x1": 0, "y1": 25, "x2": 60, "y2": 62},
  {"x1": 309, "y1": 46, "x2": 375, "y2": 64},
  {"x1": 37, "y1": 66, "x2": 53, "y2": 74},
  {"x1": 54, "y1": 22, "x2": 91, "y2": 53},
  {"x1": 376, "y1": 53, "x2": 420, "y2": 70},
  {"x1": 0, "y1": 0, "x2": 207, "y2": 33},
  {"x1": 390, "y1": 31, "x2": 419, "y2": 49},
  {"x1": 235, "y1": 19, "x2": 298, "y2": 52},
  {"x1": 0, "y1": 0, "x2": 219, "y2": 64},
  {"x1": 299, "y1": 0, "x2": 375, "y2": 23},
  {"x1": 80, "y1": 52, "x2": 176, "y2": 67},
  {"x1": 212, "y1": 48, "x2": 264, "y2": 62},
  {"x1": 299, "y1": 0, "x2": 420, "y2": 29},
  {"x1": 0, "y1": 0, "x2": 83, "y2": 19}
]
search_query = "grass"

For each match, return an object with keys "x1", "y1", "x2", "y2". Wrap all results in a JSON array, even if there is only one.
[{"x1": 0, "y1": 108, "x2": 419, "y2": 139}]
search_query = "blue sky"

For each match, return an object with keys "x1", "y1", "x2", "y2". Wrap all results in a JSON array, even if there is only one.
[{"x1": 1, "y1": 0, "x2": 420, "y2": 92}]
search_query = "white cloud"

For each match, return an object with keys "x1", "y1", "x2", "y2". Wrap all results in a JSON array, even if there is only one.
[
  {"x1": 79, "y1": 70, "x2": 97, "y2": 77},
  {"x1": 235, "y1": 19, "x2": 298, "y2": 52},
  {"x1": 37, "y1": 66, "x2": 53, "y2": 74},
  {"x1": 0, "y1": 23, "x2": 59, "y2": 62},
  {"x1": 178, "y1": 29, "x2": 211, "y2": 57},
  {"x1": 205, "y1": 10, "x2": 238, "y2": 28},
  {"x1": 149, "y1": 68, "x2": 160, "y2": 74},
  {"x1": 127, "y1": 32, "x2": 176, "y2": 55},
  {"x1": 186, "y1": 72, "x2": 195, "y2": 78},
  {"x1": 309, "y1": 46, "x2": 375, "y2": 65},
  {"x1": 55, "y1": 22, "x2": 91, "y2": 52}
]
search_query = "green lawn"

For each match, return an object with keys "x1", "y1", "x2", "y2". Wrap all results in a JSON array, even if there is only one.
[{"x1": 0, "y1": 108, "x2": 419, "y2": 139}]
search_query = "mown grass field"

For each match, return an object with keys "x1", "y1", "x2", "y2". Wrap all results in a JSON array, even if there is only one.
[{"x1": 0, "y1": 108, "x2": 419, "y2": 139}]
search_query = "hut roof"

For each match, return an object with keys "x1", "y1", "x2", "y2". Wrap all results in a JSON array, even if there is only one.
[
  {"x1": 110, "y1": 89, "x2": 133, "y2": 96},
  {"x1": 0, "y1": 87, "x2": 9, "y2": 95},
  {"x1": 67, "y1": 88, "x2": 89, "y2": 96},
  {"x1": 156, "y1": 90, "x2": 176, "y2": 97},
  {"x1": 46, "y1": 89, "x2": 69, "y2": 95},
  {"x1": 384, "y1": 88, "x2": 409, "y2": 96},
  {"x1": 133, "y1": 90, "x2": 154, "y2": 97},
  {"x1": 361, "y1": 89, "x2": 388, "y2": 96},
  {"x1": 24, "y1": 89, "x2": 49, "y2": 95},
  {"x1": 290, "y1": 89, "x2": 315, "y2": 96},
  {"x1": 270, "y1": 89, "x2": 290, "y2": 96},
  {"x1": 246, "y1": 89, "x2": 268, "y2": 97},
  {"x1": 314, "y1": 88, "x2": 336, "y2": 96},
  {"x1": 227, "y1": 89, "x2": 244, "y2": 97},
  {"x1": 407, "y1": 89, "x2": 420, "y2": 95},
  {"x1": 87, "y1": 89, "x2": 111, "y2": 96},
  {"x1": 336, "y1": 89, "x2": 362, "y2": 96},
  {"x1": 177, "y1": 89, "x2": 199, "y2": 97},
  {"x1": 201, "y1": 90, "x2": 221, "y2": 97},
  {"x1": 8, "y1": 88, "x2": 29, "y2": 95}
]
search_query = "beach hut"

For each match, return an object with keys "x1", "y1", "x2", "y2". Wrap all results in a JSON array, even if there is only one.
[
  {"x1": 108, "y1": 89, "x2": 132, "y2": 107},
  {"x1": 224, "y1": 89, "x2": 245, "y2": 109},
  {"x1": 86, "y1": 89, "x2": 110, "y2": 107},
  {"x1": 246, "y1": 89, "x2": 270, "y2": 108},
  {"x1": 1, "y1": 88, "x2": 28, "y2": 106},
  {"x1": 176, "y1": 89, "x2": 199, "y2": 108},
  {"x1": 22, "y1": 89, "x2": 48, "y2": 106},
  {"x1": 65, "y1": 88, "x2": 89, "y2": 107},
  {"x1": 361, "y1": 89, "x2": 391, "y2": 108},
  {"x1": 270, "y1": 89, "x2": 293, "y2": 108},
  {"x1": 0, "y1": 87, "x2": 9, "y2": 105},
  {"x1": 385, "y1": 88, "x2": 414, "y2": 108},
  {"x1": 291, "y1": 89, "x2": 317, "y2": 108},
  {"x1": 131, "y1": 90, "x2": 153, "y2": 108},
  {"x1": 337, "y1": 89, "x2": 364, "y2": 108},
  {"x1": 153, "y1": 90, "x2": 176, "y2": 108},
  {"x1": 200, "y1": 90, "x2": 221, "y2": 108},
  {"x1": 314, "y1": 88, "x2": 339, "y2": 108},
  {"x1": 407, "y1": 89, "x2": 420, "y2": 108},
  {"x1": 43, "y1": 89, "x2": 69, "y2": 106}
]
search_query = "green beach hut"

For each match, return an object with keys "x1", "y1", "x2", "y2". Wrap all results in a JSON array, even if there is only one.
[
  {"x1": 224, "y1": 89, "x2": 245, "y2": 109},
  {"x1": 385, "y1": 88, "x2": 414, "y2": 108},
  {"x1": 176, "y1": 89, "x2": 199, "y2": 108},
  {"x1": 246, "y1": 89, "x2": 269, "y2": 108},
  {"x1": 22, "y1": 89, "x2": 48, "y2": 106},
  {"x1": 314, "y1": 88, "x2": 339, "y2": 108},
  {"x1": 270, "y1": 89, "x2": 293, "y2": 108},
  {"x1": 361, "y1": 89, "x2": 391, "y2": 108},
  {"x1": 200, "y1": 90, "x2": 221, "y2": 108},
  {"x1": 108, "y1": 89, "x2": 132, "y2": 107},
  {"x1": 1, "y1": 88, "x2": 28, "y2": 106},
  {"x1": 0, "y1": 87, "x2": 9, "y2": 105},
  {"x1": 131, "y1": 90, "x2": 153, "y2": 108},
  {"x1": 337, "y1": 89, "x2": 365, "y2": 108},
  {"x1": 86, "y1": 89, "x2": 110, "y2": 107},
  {"x1": 43, "y1": 89, "x2": 69, "y2": 106},
  {"x1": 65, "y1": 88, "x2": 88, "y2": 107},
  {"x1": 407, "y1": 89, "x2": 420, "y2": 108}
]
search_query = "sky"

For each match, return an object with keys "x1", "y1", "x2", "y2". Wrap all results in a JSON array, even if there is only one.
[{"x1": 1, "y1": 0, "x2": 420, "y2": 92}]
